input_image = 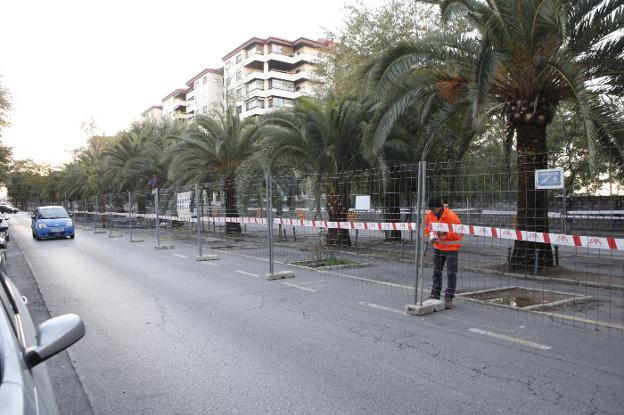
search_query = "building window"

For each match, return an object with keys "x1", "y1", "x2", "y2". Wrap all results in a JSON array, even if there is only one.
[
  {"x1": 236, "y1": 54, "x2": 242, "y2": 64},
  {"x1": 271, "y1": 43, "x2": 283, "y2": 54},
  {"x1": 235, "y1": 71, "x2": 242, "y2": 81},
  {"x1": 202, "y1": 105, "x2": 208, "y2": 114},
  {"x1": 246, "y1": 45, "x2": 262, "y2": 58},
  {"x1": 269, "y1": 79, "x2": 295, "y2": 92},
  {"x1": 245, "y1": 98, "x2": 265, "y2": 111},
  {"x1": 234, "y1": 88, "x2": 242, "y2": 101},
  {"x1": 202, "y1": 76, "x2": 207, "y2": 85},
  {"x1": 268, "y1": 97, "x2": 293, "y2": 108},
  {"x1": 236, "y1": 105, "x2": 242, "y2": 114},
  {"x1": 246, "y1": 79, "x2": 264, "y2": 93}
]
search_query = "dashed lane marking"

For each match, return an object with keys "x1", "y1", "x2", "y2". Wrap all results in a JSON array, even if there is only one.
[
  {"x1": 468, "y1": 328, "x2": 551, "y2": 350},
  {"x1": 235, "y1": 270, "x2": 260, "y2": 277},
  {"x1": 203, "y1": 262, "x2": 217, "y2": 266},
  {"x1": 281, "y1": 282, "x2": 318, "y2": 292},
  {"x1": 173, "y1": 254, "x2": 188, "y2": 258},
  {"x1": 359, "y1": 302, "x2": 408, "y2": 316}
]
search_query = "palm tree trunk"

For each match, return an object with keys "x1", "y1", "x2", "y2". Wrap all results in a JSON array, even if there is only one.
[
  {"x1": 511, "y1": 122, "x2": 553, "y2": 270},
  {"x1": 224, "y1": 175, "x2": 241, "y2": 234},
  {"x1": 325, "y1": 180, "x2": 351, "y2": 246}
]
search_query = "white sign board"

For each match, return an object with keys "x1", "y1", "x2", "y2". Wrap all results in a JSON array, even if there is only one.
[
  {"x1": 176, "y1": 191, "x2": 192, "y2": 218},
  {"x1": 535, "y1": 168, "x2": 564, "y2": 189},
  {"x1": 355, "y1": 195, "x2": 371, "y2": 210}
]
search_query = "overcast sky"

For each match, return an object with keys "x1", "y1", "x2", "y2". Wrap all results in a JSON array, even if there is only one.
[{"x1": 0, "y1": 0, "x2": 385, "y2": 166}]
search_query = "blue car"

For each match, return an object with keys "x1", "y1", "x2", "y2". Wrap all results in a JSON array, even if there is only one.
[{"x1": 31, "y1": 206, "x2": 75, "y2": 240}]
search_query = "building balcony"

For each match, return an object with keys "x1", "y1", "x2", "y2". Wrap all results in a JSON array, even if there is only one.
[
  {"x1": 243, "y1": 69, "x2": 315, "y2": 84},
  {"x1": 173, "y1": 102, "x2": 187, "y2": 111},
  {"x1": 241, "y1": 52, "x2": 319, "y2": 69},
  {"x1": 243, "y1": 106, "x2": 268, "y2": 117}
]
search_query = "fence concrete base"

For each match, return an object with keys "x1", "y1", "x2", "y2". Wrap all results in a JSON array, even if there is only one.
[
  {"x1": 129, "y1": 239, "x2": 144, "y2": 243},
  {"x1": 154, "y1": 245, "x2": 175, "y2": 250},
  {"x1": 266, "y1": 271, "x2": 295, "y2": 280},
  {"x1": 196, "y1": 255, "x2": 219, "y2": 261},
  {"x1": 406, "y1": 303, "x2": 435, "y2": 316},
  {"x1": 108, "y1": 234, "x2": 123, "y2": 238},
  {"x1": 424, "y1": 298, "x2": 446, "y2": 311}
]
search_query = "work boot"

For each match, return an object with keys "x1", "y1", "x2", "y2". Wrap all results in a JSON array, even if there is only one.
[{"x1": 444, "y1": 298, "x2": 454, "y2": 309}]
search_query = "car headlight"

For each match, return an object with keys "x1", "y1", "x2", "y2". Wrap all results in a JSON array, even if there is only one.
[
  {"x1": 37, "y1": 222, "x2": 48, "y2": 229},
  {"x1": 66, "y1": 220, "x2": 73, "y2": 227}
]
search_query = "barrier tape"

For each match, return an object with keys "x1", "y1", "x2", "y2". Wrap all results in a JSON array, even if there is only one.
[{"x1": 73, "y1": 211, "x2": 624, "y2": 252}]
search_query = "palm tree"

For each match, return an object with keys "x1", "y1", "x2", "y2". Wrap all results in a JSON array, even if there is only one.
[
  {"x1": 259, "y1": 97, "x2": 371, "y2": 246},
  {"x1": 103, "y1": 120, "x2": 181, "y2": 192},
  {"x1": 365, "y1": 0, "x2": 624, "y2": 268},
  {"x1": 166, "y1": 109, "x2": 258, "y2": 234}
]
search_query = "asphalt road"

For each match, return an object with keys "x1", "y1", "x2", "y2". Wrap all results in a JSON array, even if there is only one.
[{"x1": 7, "y1": 213, "x2": 624, "y2": 414}]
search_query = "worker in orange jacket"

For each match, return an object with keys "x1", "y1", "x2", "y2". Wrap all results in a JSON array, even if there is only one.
[{"x1": 424, "y1": 196, "x2": 463, "y2": 308}]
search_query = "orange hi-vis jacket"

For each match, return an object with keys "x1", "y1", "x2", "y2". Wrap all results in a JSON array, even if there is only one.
[{"x1": 424, "y1": 208, "x2": 463, "y2": 251}]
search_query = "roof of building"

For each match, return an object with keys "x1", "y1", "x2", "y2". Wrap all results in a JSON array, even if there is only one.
[
  {"x1": 161, "y1": 88, "x2": 188, "y2": 102},
  {"x1": 222, "y1": 36, "x2": 331, "y2": 61},
  {"x1": 185, "y1": 67, "x2": 224, "y2": 86}
]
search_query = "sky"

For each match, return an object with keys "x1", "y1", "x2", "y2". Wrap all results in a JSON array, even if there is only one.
[{"x1": 0, "y1": 0, "x2": 385, "y2": 167}]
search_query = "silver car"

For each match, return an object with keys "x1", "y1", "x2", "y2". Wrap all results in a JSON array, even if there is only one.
[{"x1": 0, "y1": 254, "x2": 85, "y2": 414}]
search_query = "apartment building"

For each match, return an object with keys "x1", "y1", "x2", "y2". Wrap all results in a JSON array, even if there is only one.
[
  {"x1": 160, "y1": 88, "x2": 189, "y2": 121},
  {"x1": 222, "y1": 37, "x2": 330, "y2": 118},
  {"x1": 184, "y1": 67, "x2": 224, "y2": 120},
  {"x1": 142, "y1": 36, "x2": 329, "y2": 122}
]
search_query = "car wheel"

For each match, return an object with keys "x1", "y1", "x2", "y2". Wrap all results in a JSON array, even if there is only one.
[
  {"x1": 32, "y1": 231, "x2": 36, "y2": 239},
  {"x1": 70, "y1": 235, "x2": 75, "y2": 239}
]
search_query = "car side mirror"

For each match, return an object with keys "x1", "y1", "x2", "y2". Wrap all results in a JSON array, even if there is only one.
[{"x1": 25, "y1": 314, "x2": 85, "y2": 368}]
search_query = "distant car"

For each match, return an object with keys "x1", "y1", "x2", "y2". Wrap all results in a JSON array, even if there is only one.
[
  {"x1": 0, "y1": 253, "x2": 85, "y2": 414},
  {"x1": 0, "y1": 203, "x2": 18, "y2": 214},
  {"x1": 31, "y1": 206, "x2": 75, "y2": 240},
  {"x1": 0, "y1": 213, "x2": 9, "y2": 249}
]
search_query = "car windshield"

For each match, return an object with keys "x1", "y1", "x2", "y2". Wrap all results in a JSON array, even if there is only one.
[{"x1": 38, "y1": 208, "x2": 69, "y2": 219}]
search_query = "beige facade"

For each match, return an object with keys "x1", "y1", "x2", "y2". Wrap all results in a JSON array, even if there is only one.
[
  {"x1": 185, "y1": 68, "x2": 224, "y2": 120},
  {"x1": 160, "y1": 89, "x2": 189, "y2": 121},
  {"x1": 141, "y1": 105, "x2": 163, "y2": 121}
]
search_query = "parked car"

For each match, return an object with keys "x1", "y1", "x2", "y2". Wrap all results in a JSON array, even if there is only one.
[
  {"x1": 0, "y1": 203, "x2": 18, "y2": 214},
  {"x1": 31, "y1": 206, "x2": 75, "y2": 240},
  {"x1": 0, "y1": 254, "x2": 85, "y2": 414},
  {"x1": 0, "y1": 213, "x2": 9, "y2": 249}
]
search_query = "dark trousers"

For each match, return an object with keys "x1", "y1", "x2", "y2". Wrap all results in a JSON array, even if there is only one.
[{"x1": 431, "y1": 249, "x2": 458, "y2": 299}]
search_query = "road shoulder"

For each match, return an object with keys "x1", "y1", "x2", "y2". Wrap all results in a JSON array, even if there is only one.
[{"x1": 6, "y1": 237, "x2": 93, "y2": 415}]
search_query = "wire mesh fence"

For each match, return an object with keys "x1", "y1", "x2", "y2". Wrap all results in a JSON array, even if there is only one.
[{"x1": 49, "y1": 152, "x2": 624, "y2": 335}]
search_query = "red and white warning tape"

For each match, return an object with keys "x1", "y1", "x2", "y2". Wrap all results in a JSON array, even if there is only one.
[{"x1": 75, "y1": 211, "x2": 624, "y2": 251}]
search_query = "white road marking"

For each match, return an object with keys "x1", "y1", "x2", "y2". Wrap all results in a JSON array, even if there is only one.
[
  {"x1": 468, "y1": 328, "x2": 551, "y2": 350},
  {"x1": 203, "y1": 262, "x2": 217, "y2": 266},
  {"x1": 173, "y1": 254, "x2": 188, "y2": 258},
  {"x1": 214, "y1": 249, "x2": 412, "y2": 291},
  {"x1": 137, "y1": 244, "x2": 147, "y2": 248},
  {"x1": 183, "y1": 243, "x2": 195, "y2": 247},
  {"x1": 359, "y1": 302, "x2": 408, "y2": 316},
  {"x1": 281, "y1": 282, "x2": 318, "y2": 292},
  {"x1": 235, "y1": 270, "x2": 259, "y2": 277}
]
